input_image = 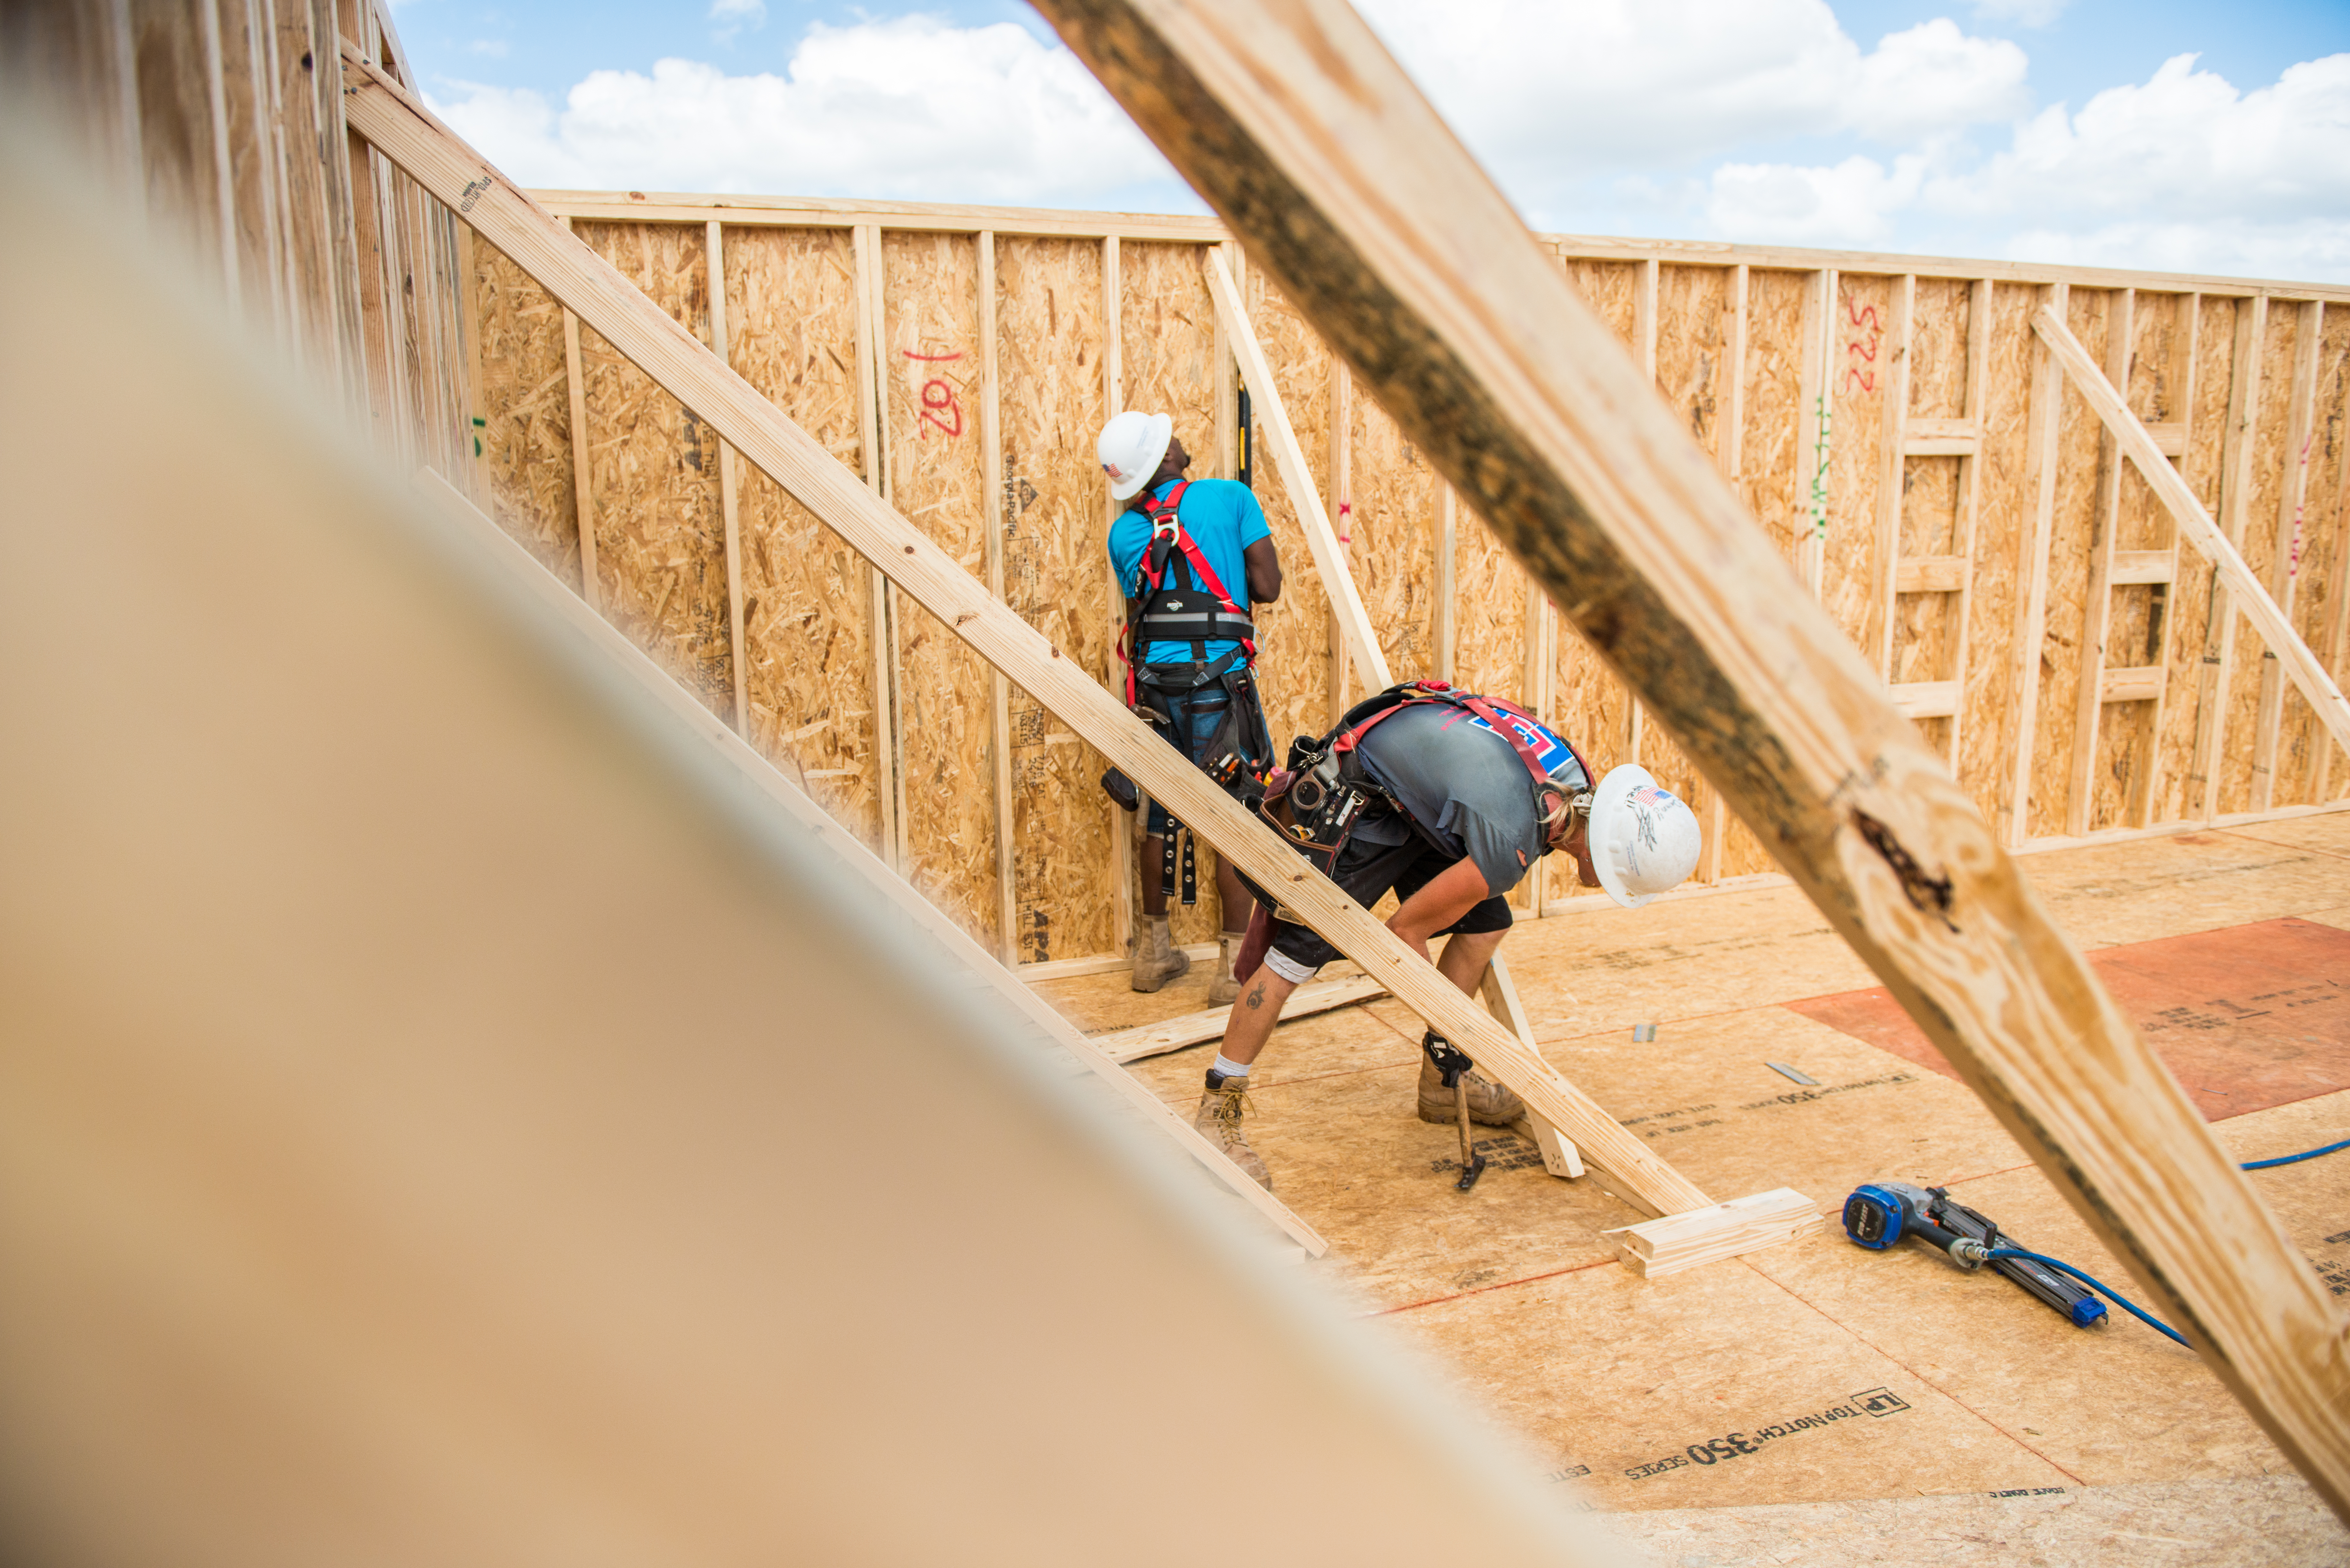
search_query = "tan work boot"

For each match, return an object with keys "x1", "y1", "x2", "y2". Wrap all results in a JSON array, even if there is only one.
[
  {"x1": 1195, "y1": 1071, "x2": 1272, "y2": 1189},
  {"x1": 1206, "y1": 930, "x2": 1245, "y2": 1006},
  {"x1": 1416, "y1": 1047, "x2": 1526, "y2": 1127},
  {"x1": 1130, "y1": 915, "x2": 1191, "y2": 993}
]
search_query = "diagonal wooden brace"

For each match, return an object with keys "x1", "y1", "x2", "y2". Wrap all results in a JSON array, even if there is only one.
[
  {"x1": 336, "y1": 42, "x2": 1713, "y2": 1217},
  {"x1": 2032, "y1": 305, "x2": 2350, "y2": 760}
]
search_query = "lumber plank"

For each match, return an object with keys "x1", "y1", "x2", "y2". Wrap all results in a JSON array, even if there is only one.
[
  {"x1": 1603, "y1": 1188, "x2": 1821, "y2": 1278},
  {"x1": 2006, "y1": 283, "x2": 2069, "y2": 844},
  {"x1": 2194, "y1": 297, "x2": 2269, "y2": 821},
  {"x1": 2066, "y1": 290, "x2": 2135, "y2": 838},
  {"x1": 1095, "y1": 972, "x2": 1387, "y2": 1064},
  {"x1": 413, "y1": 468, "x2": 1330, "y2": 1258},
  {"x1": 706, "y1": 218, "x2": 749, "y2": 734},
  {"x1": 2251, "y1": 302, "x2": 2326, "y2": 811},
  {"x1": 1025, "y1": 0, "x2": 2350, "y2": 1516},
  {"x1": 1890, "y1": 680, "x2": 1960, "y2": 719},
  {"x1": 339, "y1": 44, "x2": 1713, "y2": 1219},
  {"x1": 2033, "y1": 305, "x2": 2350, "y2": 763},
  {"x1": 979, "y1": 231, "x2": 1019, "y2": 965},
  {"x1": 2110, "y1": 549, "x2": 2176, "y2": 585}
]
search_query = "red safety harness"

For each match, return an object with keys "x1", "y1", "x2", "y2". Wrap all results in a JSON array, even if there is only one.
[{"x1": 1115, "y1": 480, "x2": 1258, "y2": 704}]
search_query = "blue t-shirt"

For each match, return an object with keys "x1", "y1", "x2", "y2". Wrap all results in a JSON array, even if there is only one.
[{"x1": 1107, "y1": 477, "x2": 1270, "y2": 665}]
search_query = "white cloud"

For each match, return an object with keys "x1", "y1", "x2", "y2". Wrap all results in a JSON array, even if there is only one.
[
  {"x1": 1971, "y1": 0, "x2": 2069, "y2": 28},
  {"x1": 1701, "y1": 52, "x2": 2350, "y2": 277},
  {"x1": 1706, "y1": 153, "x2": 1928, "y2": 245},
  {"x1": 427, "y1": 16, "x2": 1183, "y2": 206},
  {"x1": 709, "y1": 0, "x2": 763, "y2": 46},
  {"x1": 1355, "y1": 0, "x2": 2027, "y2": 185}
]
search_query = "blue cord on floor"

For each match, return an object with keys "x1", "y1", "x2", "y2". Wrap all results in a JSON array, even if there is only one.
[
  {"x1": 1982, "y1": 1248, "x2": 2193, "y2": 1348},
  {"x1": 2241, "y1": 1137, "x2": 2350, "y2": 1171}
]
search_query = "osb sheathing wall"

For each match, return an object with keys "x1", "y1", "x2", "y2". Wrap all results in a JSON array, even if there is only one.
[
  {"x1": 478, "y1": 194, "x2": 2350, "y2": 972},
  {"x1": 3, "y1": 0, "x2": 484, "y2": 541}
]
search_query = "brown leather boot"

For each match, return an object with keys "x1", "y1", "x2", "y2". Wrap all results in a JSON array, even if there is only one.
[
  {"x1": 1206, "y1": 931, "x2": 1244, "y2": 1006},
  {"x1": 1130, "y1": 915, "x2": 1190, "y2": 993},
  {"x1": 1194, "y1": 1071, "x2": 1271, "y2": 1189},
  {"x1": 1415, "y1": 1040, "x2": 1526, "y2": 1127}
]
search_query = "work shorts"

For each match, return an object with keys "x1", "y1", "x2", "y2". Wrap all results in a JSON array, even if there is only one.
[
  {"x1": 1261, "y1": 832, "x2": 1513, "y2": 984},
  {"x1": 1135, "y1": 672, "x2": 1269, "y2": 838}
]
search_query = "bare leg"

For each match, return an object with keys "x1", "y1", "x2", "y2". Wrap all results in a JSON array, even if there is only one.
[
  {"x1": 1214, "y1": 850, "x2": 1253, "y2": 935},
  {"x1": 1435, "y1": 929, "x2": 1506, "y2": 998},
  {"x1": 1212, "y1": 965, "x2": 1299, "y2": 1068},
  {"x1": 1140, "y1": 833, "x2": 1169, "y2": 918}
]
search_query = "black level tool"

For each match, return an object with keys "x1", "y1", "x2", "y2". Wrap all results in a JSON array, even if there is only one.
[{"x1": 1843, "y1": 1181, "x2": 2106, "y2": 1328}]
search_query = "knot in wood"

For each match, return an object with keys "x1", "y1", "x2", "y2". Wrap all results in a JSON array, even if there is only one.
[{"x1": 1852, "y1": 810, "x2": 1955, "y2": 931}]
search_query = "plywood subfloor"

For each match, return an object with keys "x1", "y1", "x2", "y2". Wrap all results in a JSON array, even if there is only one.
[
  {"x1": 1790, "y1": 917, "x2": 2350, "y2": 1119},
  {"x1": 1033, "y1": 810, "x2": 2350, "y2": 1558}
]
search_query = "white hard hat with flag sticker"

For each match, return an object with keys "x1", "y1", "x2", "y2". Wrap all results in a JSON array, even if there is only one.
[{"x1": 1587, "y1": 765, "x2": 1701, "y2": 909}]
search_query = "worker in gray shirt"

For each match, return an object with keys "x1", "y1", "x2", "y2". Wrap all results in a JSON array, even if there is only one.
[{"x1": 1189, "y1": 686, "x2": 1702, "y2": 1188}]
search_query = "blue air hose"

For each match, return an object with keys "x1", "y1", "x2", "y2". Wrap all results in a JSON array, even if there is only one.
[
  {"x1": 1980, "y1": 1248, "x2": 2192, "y2": 1347},
  {"x1": 2241, "y1": 1137, "x2": 2350, "y2": 1171}
]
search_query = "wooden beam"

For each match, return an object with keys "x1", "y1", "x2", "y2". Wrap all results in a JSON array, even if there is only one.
[
  {"x1": 1102, "y1": 233, "x2": 1133, "y2": 954},
  {"x1": 850, "y1": 222, "x2": 900, "y2": 872},
  {"x1": 1891, "y1": 680, "x2": 1960, "y2": 719},
  {"x1": 2066, "y1": 289, "x2": 2135, "y2": 838},
  {"x1": 2005, "y1": 282, "x2": 2069, "y2": 845},
  {"x1": 1020, "y1": 2, "x2": 2350, "y2": 1513},
  {"x1": 1938, "y1": 280, "x2": 1991, "y2": 774},
  {"x1": 1896, "y1": 556, "x2": 1968, "y2": 594},
  {"x1": 413, "y1": 468, "x2": 1328, "y2": 1257},
  {"x1": 557, "y1": 217, "x2": 599, "y2": 610},
  {"x1": 979, "y1": 231, "x2": 1018, "y2": 966},
  {"x1": 1329, "y1": 357, "x2": 1353, "y2": 721},
  {"x1": 1435, "y1": 481, "x2": 1455, "y2": 681},
  {"x1": 1097, "y1": 973, "x2": 1387, "y2": 1064},
  {"x1": 1796, "y1": 268, "x2": 1830, "y2": 597},
  {"x1": 1872, "y1": 275, "x2": 1916, "y2": 677},
  {"x1": 706, "y1": 219, "x2": 749, "y2": 735},
  {"x1": 2252, "y1": 301, "x2": 2326, "y2": 811},
  {"x1": 2134, "y1": 293, "x2": 2202, "y2": 825},
  {"x1": 2195, "y1": 296, "x2": 2269, "y2": 821},
  {"x1": 2034, "y1": 305, "x2": 2350, "y2": 764},
  {"x1": 339, "y1": 45, "x2": 1712, "y2": 1219}
]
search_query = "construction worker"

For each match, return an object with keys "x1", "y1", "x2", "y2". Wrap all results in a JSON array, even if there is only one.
[
  {"x1": 1193, "y1": 685, "x2": 1702, "y2": 1187},
  {"x1": 1099, "y1": 410, "x2": 1282, "y2": 1001}
]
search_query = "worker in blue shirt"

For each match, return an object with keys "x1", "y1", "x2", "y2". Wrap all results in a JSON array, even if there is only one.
[{"x1": 1098, "y1": 410, "x2": 1283, "y2": 1000}]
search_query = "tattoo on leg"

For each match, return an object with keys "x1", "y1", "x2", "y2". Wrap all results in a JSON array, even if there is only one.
[{"x1": 1244, "y1": 982, "x2": 1266, "y2": 1010}]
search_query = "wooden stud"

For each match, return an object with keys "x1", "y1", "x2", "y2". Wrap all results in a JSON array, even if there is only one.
[
  {"x1": 1942, "y1": 280, "x2": 1994, "y2": 773},
  {"x1": 979, "y1": 231, "x2": 1018, "y2": 965},
  {"x1": 1435, "y1": 481, "x2": 1456, "y2": 682},
  {"x1": 1796, "y1": 269, "x2": 1833, "y2": 597},
  {"x1": 1722, "y1": 262, "x2": 1749, "y2": 486},
  {"x1": 1328, "y1": 358, "x2": 1353, "y2": 722},
  {"x1": 1629, "y1": 256, "x2": 1660, "y2": 757},
  {"x1": 2194, "y1": 296, "x2": 2270, "y2": 822},
  {"x1": 1102, "y1": 233, "x2": 1131, "y2": 956},
  {"x1": 1096, "y1": 973, "x2": 1386, "y2": 1064},
  {"x1": 2251, "y1": 301, "x2": 2326, "y2": 811},
  {"x1": 2005, "y1": 282, "x2": 2069, "y2": 845},
  {"x1": 2135, "y1": 292, "x2": 2202, "y2": 824},
  {"x1": 557, "y1": 217, "x2": 599, "y2": 610},
  {"x1": 2035, "y1": 305, "x2": 2350, "y2": 762},
  {"x1": 2066, "y1": 289, "x2": 2136, "y2": 837},
  {"x1": 1872, "y1": 274, "x2": 1916, "y2": 677},
  {"x1": 850, "y1": 223, "x2": 900, "y2": 871},
  {"x1": 706, "y1": 219, "x2": 750, "y2": 735}
]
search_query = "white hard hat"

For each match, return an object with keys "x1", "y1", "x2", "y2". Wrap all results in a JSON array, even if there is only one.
[
  {"x1": 1097, "y1": 410, "x2": 1173, "y2": 501},
  {"x1": 1586, "y1": 765, "x2": 1701, "y2": 910}
]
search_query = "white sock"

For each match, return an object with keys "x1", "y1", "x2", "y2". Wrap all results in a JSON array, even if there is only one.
[{"x1": 1211, "y1": 1054, "x2": 1251, "y2": 1080}]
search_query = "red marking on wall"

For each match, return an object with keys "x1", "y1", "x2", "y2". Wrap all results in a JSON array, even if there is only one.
[
  {"x1": 903, "y1": 349, "x2": 966, "y2": 438},
  {"x1": 1840, "y1": 295, "x2": 1883, "y2": 401}
]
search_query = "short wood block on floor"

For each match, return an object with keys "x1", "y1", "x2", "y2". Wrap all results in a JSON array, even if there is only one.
[{"x1": 1604, "y1": 1187, "x2": 1824, "y2": 1278}]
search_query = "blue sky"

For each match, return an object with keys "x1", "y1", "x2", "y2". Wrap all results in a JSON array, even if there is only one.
[{"x1": 394, "y1": 0, "x2": 2350, "y2": 280}]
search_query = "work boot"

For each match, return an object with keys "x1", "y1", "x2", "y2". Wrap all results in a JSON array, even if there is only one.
[
  {"x1": 1195, "y1": 1070, "x2": 1272, "y2": 1190},
  {"x1": 1130, "y1": 915, "x2": 1191, "y2": 993},
  {"x1": 1206, "y1": 930, "x2": 1245, "y2": 1006},
  {"x1": 1415, "y1": 1035, "x2": 1526, "y2": 1126}
]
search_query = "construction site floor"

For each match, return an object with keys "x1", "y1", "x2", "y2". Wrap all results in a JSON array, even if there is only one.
[{"x1": 1035, "y1": 812, "x2": 2350, "y2": 1566}]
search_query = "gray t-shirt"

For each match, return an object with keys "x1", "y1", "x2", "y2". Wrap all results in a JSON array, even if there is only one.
[{"x1": 1349, "y1": 702, "x2": 1588, "y2": 897}]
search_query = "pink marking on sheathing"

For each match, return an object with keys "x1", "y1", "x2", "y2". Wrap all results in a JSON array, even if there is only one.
[
  {"x1": 902, "y1": 349, "x2": 963, "y2": 362},
  {"x1": 2288, "y1": 433, "x2": 2312, "y2": 578}
]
